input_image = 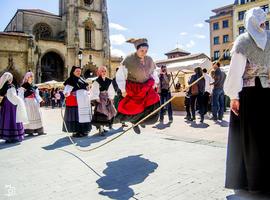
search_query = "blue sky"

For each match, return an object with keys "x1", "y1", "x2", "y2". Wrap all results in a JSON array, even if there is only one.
[{"x1": 0, "y1": 0, "x2": 233, "y2": 60}]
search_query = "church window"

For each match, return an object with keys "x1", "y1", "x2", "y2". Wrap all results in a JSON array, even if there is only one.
[
  {"x1": 33, "y1": 23, "x2": 52, "y2": 39},
  {"x1": 85, "y1": 28, "x2": 92, "y2": 48}
]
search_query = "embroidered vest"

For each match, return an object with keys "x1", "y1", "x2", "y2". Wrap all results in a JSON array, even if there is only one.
[{"x1": 233, "y1": 32, "x2": 270, "y2": 88}]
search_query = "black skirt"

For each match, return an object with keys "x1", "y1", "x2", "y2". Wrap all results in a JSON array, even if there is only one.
[
  {"x1": 62, "y1": 106, "x2": 91, "y2": 133},
  {"x1": 225, "y1": 84, "x2": 270, "y2": 192},
  {"x1": 114, "y1": 102, "x2": 160, "y2": 125}
]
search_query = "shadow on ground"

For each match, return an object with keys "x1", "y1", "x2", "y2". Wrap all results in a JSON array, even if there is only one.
[
  {"x1": 42, "y1": 127, "x2": 124, "y2": 150},
  {"x1": 0, "y1": 134, "x2": 46, "y2": 150},
  {"x1": 216, "y1": 120, "x2": 229, "y2": 127},
  {"x1": 152, "y1": 122, "x2": 172, "y2": 130},
  {"x1": 187, "y1": 121, "x2": 210, "y2": 129},
  {"x1": 96, "y1": 155, "x2": 158, "y2": 200}
]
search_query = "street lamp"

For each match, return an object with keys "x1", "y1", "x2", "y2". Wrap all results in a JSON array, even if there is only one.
[{"x1": 78, "y1": 50, "x2": 83, "y2": 67}]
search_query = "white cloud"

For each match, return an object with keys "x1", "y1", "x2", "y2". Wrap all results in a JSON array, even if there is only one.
[
  {"x1": 109, "y1": 23, "x2": 127, "y2": 31},
  {"x1": 194, "y1": 34, "x2": 206, "y2": 39},
  {"x1": 186, "y1": 40, "x2": 195, "y2": 48},
  {"x1": 110, "y1": 34, "x2": 126, "y2": 45},
  {"x1": 110, "y1": 47, "x2": 126, "y2": 57},
  {"x1": 180, "y1": 32, "x2": 188, "y2": 36},
  {"x1": 194, "y1": 23, "x2": 204, "y2": 28}
]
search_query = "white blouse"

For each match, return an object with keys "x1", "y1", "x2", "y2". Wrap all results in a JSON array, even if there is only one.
[
  {"x1": 224, "y1": 52, "x2": 247, "y2": 100},
  {"x1": 90, "y1": 80, "x2": 116, "y2": 100},
  {"x1": 115, "y1": 65, "x2": 159, "y2": 93}
]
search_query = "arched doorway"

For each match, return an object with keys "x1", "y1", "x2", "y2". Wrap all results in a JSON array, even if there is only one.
[{"x1": 41, "y1": 52, "x2": 64, "y2": 82}]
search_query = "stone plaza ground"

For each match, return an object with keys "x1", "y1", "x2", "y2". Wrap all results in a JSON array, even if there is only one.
[{"x1": 0, "y1": 108, "x2": 269, "y2": 200}]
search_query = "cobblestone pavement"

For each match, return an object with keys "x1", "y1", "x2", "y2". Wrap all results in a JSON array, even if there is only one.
[{"x1": 0, "y1": 108, "x2": 267, "y2": 200}]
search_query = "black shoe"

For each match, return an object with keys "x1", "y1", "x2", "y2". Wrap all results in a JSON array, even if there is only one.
[
  {"x1": 169, "y1": 119, "x2": 173, "y2": 123},
  {"x1": 72, "y1": 133, "x2": 81, "y2": 138},
  {"x1": 80, "y1": 132, "x2": 88, "y2": 137},
  {"x1": 38, "y1": 132, "x2": 47, "y2": 135},
  {"x1": 200, "y1": 116, "x2": 204, "y2": 123},
  {"x1": 5, "y1": 139, "x2": 20, "y2": 144},
  {"x1": 218, "y1": 117, "x2": 223, "y2": 121},
  {"x1": 210, "y1": 117, "x2": 218, "y2": 121},
  {"x1": 133, "y1": 126, "x2": 141, "y2": 134}
]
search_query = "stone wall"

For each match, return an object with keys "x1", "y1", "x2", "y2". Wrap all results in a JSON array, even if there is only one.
[{"x1": 0, "y1": 34, "x2": 30, "y2": 81}]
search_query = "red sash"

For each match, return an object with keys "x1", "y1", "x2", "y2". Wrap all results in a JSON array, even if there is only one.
[
  {"x1": 118, "y1": 78, "x2": 160, "y2": 115},
  {"x1": 25, "y1": 93, "x2": 35, "y2": 99},
  {"x1": 65, "y1": 92, "x2": 77, "y2": 106}
]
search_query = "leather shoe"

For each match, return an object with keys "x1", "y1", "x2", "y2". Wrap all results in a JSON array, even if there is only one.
[{"x1": 133, "y1": 126, "x2": 141, "y2": 134}]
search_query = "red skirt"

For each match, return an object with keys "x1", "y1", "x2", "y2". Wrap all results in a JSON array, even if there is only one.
[{"x1": 118, "y1": 79, "x2": 160, "y2": 115}]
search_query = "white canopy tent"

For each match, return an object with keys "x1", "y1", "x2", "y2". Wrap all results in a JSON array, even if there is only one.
[
  {"x1": 36, "y1": 80, "x2": 63, "y2": 88},
  {"x1": 164, "y1": 58, "x2": 212, "y2": 73},
  {"x1": 156, "y1": 58, "x2": 212, "y2": 92},
  {"x1": 220, "y1": 65, "x2": 230, "y2": 75}
]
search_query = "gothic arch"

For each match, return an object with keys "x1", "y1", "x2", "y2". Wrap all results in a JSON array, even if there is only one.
[
  {"x1": 33, "y1": 23, "x2": 52, "y2": 40},
  {"x1": 40, "y1": 51, "x2": 64, "y2": 82}
]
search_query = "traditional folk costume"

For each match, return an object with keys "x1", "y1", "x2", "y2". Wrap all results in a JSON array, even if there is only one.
[
  {"x1": 91, "y1": 75, "x2": 116, "y2": 135},
  {"x1": 62, "y1": 66, "x2": 92, "y2": 137},
  {"x1": 115, "y1": 38, "x2": 160, "y2": 133},
  {"x1": 19, "y1": 72, "x2": 44, "y2": 135},
  {"x1": 0, "y1": 72, "x2": 28, "y2": 143},
  {"x1": 224, "y1": 8, "x2": 270, "y2": 192}
]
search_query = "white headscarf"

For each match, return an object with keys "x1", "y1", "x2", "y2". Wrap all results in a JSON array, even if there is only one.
[
  {"x1": 22, "y1": 71, "x2": 34, "y2": 84},
  {"x1": 244, "y1": 7, "x2": 267, "y2": 50},
  {"x1": 0, "y1": 72, "x2": 13, "y2": 89}
]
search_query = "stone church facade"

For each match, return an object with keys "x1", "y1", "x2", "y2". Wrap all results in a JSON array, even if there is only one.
[{"x1": 0, "y1": 0, "x2": 112, "y2": 83}]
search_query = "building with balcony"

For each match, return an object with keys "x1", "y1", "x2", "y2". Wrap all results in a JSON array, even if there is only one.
[{"x1": 206, "y1": 4, "x2": 234, "y2": 66}]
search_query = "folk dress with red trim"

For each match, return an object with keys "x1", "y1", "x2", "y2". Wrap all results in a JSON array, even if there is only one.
[{"x1": 118, "y1": 78, "x2": 160, "y2": 115}]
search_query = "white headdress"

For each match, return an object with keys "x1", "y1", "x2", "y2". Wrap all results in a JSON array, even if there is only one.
[
  {"x1": 0, "y1": 72, "x2": 13, "y2": 89},
  {"x1": 22, "y1": 71, "x2": 34, "y2": 84},
  {"x1": 244, "y1": 7, "x2": 267, "y2": 50}
]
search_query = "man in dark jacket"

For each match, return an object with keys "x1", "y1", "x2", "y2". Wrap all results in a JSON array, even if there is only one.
[
  {"x1": 188, "y1": 67, "x2": 205, "y2": 123},
  {"x1": 210, "y1": 62, "x2": 226, "y2": 120}
]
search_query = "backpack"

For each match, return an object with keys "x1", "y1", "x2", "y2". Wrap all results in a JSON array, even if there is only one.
[{"x1": 190, "y1": 83, "x2": 199, "y2": 96}]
